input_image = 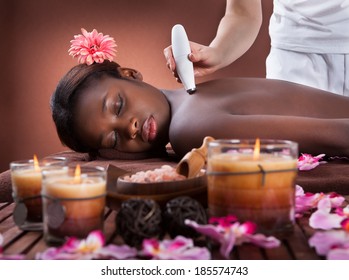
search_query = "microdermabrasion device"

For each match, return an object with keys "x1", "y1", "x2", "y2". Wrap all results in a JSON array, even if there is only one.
[{"x1": 171, "y1": 24, "x2": 196, "y2": 94}]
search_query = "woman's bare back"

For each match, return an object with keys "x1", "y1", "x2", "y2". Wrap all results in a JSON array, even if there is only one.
[{"x1": 163, "y1": 77, "x2": 349, "y2": 157}]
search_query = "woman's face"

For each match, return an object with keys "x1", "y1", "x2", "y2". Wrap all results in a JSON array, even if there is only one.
[{"x1": 74, "y1": 76, "x2": 171, "y2": 153}]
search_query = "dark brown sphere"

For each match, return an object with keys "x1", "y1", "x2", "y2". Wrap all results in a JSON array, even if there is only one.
[
  {"x1": 116, "y1": 198, "x2": 163, "y2": 248},
  {"x1": 163, "y1": 196, "x2": 207, "y2": 238}
]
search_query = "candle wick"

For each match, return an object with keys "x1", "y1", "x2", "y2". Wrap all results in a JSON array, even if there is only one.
[{"x1": 257, "y1": 164, "x2": 266, "y2": 186}]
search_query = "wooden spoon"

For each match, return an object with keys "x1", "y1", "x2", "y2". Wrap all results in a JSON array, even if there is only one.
[{"x1": 176, "y1": 136, "x2": 215, "y2": 178}]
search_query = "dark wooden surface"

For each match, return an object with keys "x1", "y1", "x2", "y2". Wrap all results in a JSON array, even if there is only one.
[{"x1": 2, "y1": 197, "x2": 348, "y2": 260}]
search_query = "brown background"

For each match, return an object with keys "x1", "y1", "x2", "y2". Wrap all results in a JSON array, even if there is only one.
[{"x1": 0, "y1": 0, "x2": 273, "y2": 172}]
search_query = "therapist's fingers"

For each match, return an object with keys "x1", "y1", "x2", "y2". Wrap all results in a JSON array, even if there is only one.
[
  {"x1": 163, "y1": 46, "x2": 176, "y2": 71},
  {"x1": 188, "y1": 52, "x2": 200, "y2": 63}
]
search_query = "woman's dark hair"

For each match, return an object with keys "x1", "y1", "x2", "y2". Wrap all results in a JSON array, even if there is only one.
[{"x1": 50, "y1": 61, "x2": 122, "y2": 153}]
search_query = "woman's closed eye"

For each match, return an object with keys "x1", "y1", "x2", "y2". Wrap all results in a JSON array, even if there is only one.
[
  {"x1": 115, "y1": 94, "x2": 124, "y2": 116},
  {"x1": 111, "y1": 94, "x2": 123, "y2": 149}
]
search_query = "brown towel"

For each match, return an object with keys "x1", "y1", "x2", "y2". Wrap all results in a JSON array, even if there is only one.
[
  {"x1": 296, "y1": 159, "x2": 349, "y2": 194},
  {"x1": 1, "y1": 150, "x2": 349, "y2": 203},
  {"x1": 0, "y1": 149, "x2": 178, "y2": 202}
]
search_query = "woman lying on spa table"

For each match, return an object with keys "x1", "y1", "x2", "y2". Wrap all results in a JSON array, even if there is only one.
[{"x1": 51, "y1": 60, "x2": 349, "y2": 159}]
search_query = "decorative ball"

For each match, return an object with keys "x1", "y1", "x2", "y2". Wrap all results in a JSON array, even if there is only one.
[
  {"x1": 116, "y1": 198, "x2": 163, "y2": 248},
  {"x1": 163, "y1": 196, "x2": 207, "y2": 238}
]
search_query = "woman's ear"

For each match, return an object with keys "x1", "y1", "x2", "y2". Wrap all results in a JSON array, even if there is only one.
[{"x1": 118, "y1": 67, "x2": 143, "y2": 81}]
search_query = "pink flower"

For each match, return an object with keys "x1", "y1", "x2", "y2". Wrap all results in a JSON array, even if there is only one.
[
  {"x1": 309, "y1": 230, "x2": 349, "y2": 259},
  {"x1": 295, "y1": 185, "x2": 344, "y2": 216},
  {"x1": 35, "y1": 230, "x2": 137, "y2": 260},
  {"x1": 185, "y1": 217, "x2": 280, "y2": 259},
  {"x1": 297, "y1": 153, "x2": 326, "y2": 171},
  {"x1": 327, "y1": 247, "x2": 349, "y2": 260},
  {"x1": 141, "y1": 236, "x2": 211, "y2": 260},
  {"x1": 309, "y1": 198, "x2": 349, "y2": 230},
  {"x1": 68, "y1": 28, "x2": 117, "y2": 65},
  {"x1": 307, "y1": 194, "x2": 349, "y2": 260}
]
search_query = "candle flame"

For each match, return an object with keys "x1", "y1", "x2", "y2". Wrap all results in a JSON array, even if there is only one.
[
  {"x1": 74, "y1": 164, "x2": 81, "y2": 183},
  {"x1": 33, "y1": 154, "x2": 40, "y2": 171},
  {"x1": 253, "y1": 138, "x2": 260, "y2": 160}
]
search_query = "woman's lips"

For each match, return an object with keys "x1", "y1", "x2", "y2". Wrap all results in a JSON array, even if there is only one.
[{"x1": 142, "y1": 116, "x2": 157, "y2": 142}]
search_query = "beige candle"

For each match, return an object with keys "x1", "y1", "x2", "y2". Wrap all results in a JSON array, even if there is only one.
[
  {"x1": 207, "y1": 139, "x2": 298, "y2": 234},
  {"x1": 10, "y1": 156, "x2": 67, "y2": 231},
  {"x1": 12, "y1": 169, "x2": 42, "y2": 197},
  {"x1": 43, "y1": 176, "x2": 106, "y2": 219},
  {"x1": 11, "y1": 168, "x2": 42, "y2": 223},
  {"x1": 42, "y1": 165, "x2": 107, "y2": 245}
]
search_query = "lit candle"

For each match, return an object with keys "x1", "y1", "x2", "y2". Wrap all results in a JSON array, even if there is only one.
[
  {"x1": 10, "y1": 155, "x2": 67, "y2": 231},
  {"x1": 10, "y1": 155, "x2": 42, "y2": 226},
  {"x1": 42, "y1": 165, "x2": 107, "y2": 245},
  {"x1": 207, "y1": 139, "x2": 298, "y2": 234}
]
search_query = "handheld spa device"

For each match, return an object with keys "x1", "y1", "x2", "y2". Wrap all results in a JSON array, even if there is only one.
[{"x1": 171, "y1": 24, "x2": 196, "y2": 94}]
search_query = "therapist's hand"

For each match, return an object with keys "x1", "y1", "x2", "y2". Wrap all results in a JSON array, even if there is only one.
[{"x1": 164, "y1": 41, "x2": 222, "y2": 82}]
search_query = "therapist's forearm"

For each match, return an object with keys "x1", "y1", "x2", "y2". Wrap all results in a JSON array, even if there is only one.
[{"x1": 209, "y1": 0, "x2": 262, "y2": 68}]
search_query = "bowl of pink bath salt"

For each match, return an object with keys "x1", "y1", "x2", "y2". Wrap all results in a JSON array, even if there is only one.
[{"x1": 116, "y1": 165, "x2": 206, "y2": 196}]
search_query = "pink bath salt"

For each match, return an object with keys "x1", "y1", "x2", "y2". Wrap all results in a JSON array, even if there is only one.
[{"x1": 122, "y1": 165, "x2": 186, "y2": 183}]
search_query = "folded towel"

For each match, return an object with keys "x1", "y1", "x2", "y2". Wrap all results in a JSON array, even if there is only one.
[
  {"x1": 1, "y1": 150, "x2": 349, "y2": 203},
  {"x1": 296, "y1": 158, "x2": 349, "y2": 194}
]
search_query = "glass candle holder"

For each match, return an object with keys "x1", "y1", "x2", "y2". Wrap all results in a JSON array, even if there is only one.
[
  {"x1": 10, "y1": 156, "x2": 67, "y2": 231},
  {"x1": 207, "y1": 139, "x2": 298, "y2": 235},
  {"x1": 41, "y1": 165, "x2": 107, "y2": 246}
]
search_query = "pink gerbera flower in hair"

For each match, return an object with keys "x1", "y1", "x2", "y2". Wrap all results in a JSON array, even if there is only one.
[{"x1": 68, "y1": 28, "x2": 117, "y2": 65}]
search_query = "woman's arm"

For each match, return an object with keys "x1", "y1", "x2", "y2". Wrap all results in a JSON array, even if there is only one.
[
  {"x1": 170, "y1": 113, "x2": 349, "y2": 158},
  {"x1": 224, "y1": 115, "x2": 349, "y2": 157}
]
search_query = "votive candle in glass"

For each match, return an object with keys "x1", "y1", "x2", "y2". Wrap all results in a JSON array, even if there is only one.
[
  {"x1": 207, "y1": 139, "x2": 298, "y2": 235},
  {"x1": 42, "y1": 165, "x2": 107, "y2": 246},
  {"x1": 10, "y1": 156, "x2": 67, "y2": 231}
]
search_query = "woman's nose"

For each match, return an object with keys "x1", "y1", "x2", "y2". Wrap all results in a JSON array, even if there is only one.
[{"x1": 128, "y1": 117, "x2": 139, "y2": 139}]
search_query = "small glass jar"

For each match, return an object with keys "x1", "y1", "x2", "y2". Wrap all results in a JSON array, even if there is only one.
[
  {"x1": 10, "y1": 156, "x2": 67, "y2": 231},
  {"x1": 207, "y1": 139, "x2": 298, "y2": 235},
  {"x1": 41, "y1": 165, "x2": 107, "y2": 246}
]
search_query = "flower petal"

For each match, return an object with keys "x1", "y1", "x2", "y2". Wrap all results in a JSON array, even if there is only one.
[
  {"x1": 298, "y1": 153, "x2": 326, "y2": 171},
  {"x1": 0, "y1": 254, "x2": 25, "y2": 260},
  {"x1": 35, "y1": 231, "x2": 136, "y2": 260},
  {"x1": 242, "y1": 233, "x2": 281, "y2": 248},
  {"x1": 309, "y1": 198, "x2": 344, "y2": 230},
  {"x1": 185, "y1": 219, "x2": 223, "y2": 241},
  {"x1": 185, "y1": 218, "x2": 280, "y2": 259},
  {"x1": 141, "y1": 236, "x2": 211, "y2": 260},
  {"x1": 308, "y1": 230, "x2": 349, "y2": 255},
  {"x1": 219, "y1": 228, "x2": 237, "y2": 259},
  {"x1": 327, "y1": 247, "x2": 349, "y2": 260},
  {"x1": 96, "y1": 244, "x2": 138, "y2": 260}
]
